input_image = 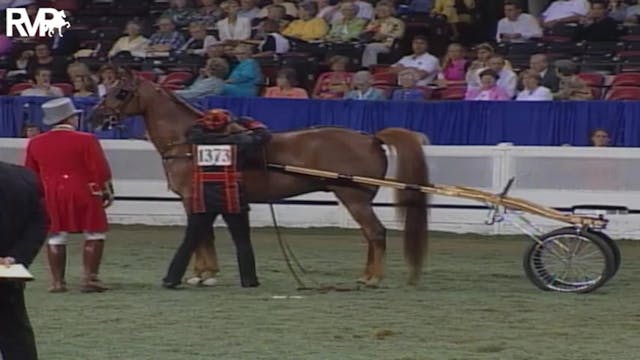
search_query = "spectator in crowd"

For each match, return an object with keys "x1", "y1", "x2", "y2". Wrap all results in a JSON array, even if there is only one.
[
  {"x1": 554, "y1": 59, "x2": 593, "y2": 100},
  {"x1": 608, "y1": 0, "x2": 628, "y2": 22},
  {"x1": 255, "y1": 5, "x2": 292, "y2": 33},
  {"x1": 314, "y1": 55, "x2": 352, "y2": 99},
  {"x1": 238, "y1": 0, "x2": 261, "y2": 20},
  {"x1": 175, "y1": 57, "x2": 228, "y2": 98},
  {"x1": 465, "y1": 43, "x2": 512, "y2": 88},
  {"x1": 22, "y1": 123, "x2": 41, "y2": 138},
  {"x1": 625, "y1": 0, "x2": 640, "y2": 23},
  {"x1": 331, "y1": 0, "x2": 374, "y2": 22},
  {"x1": 6, "y1": 49, "x2": 32, "y2": 83},
  {"x1": 361, "y1": 1, "x2": 405, "y2": 67},
  {"x1": 20, "y1": 68, "x2": 64, "y2": 97},
  {"x1": 72, "y1": 74, "x2": 97, "y2": 97},
  {"x1": 496, "y1": 1, "x2": 543, "y2": 43},
  {"x1": 344, "y1": 71, "x2": 387, "y2": 100},
  {"x1": 147, "y1": 17, "x2": 187, "y2": 54},
  {"x1": 223, "y1": 44, "x2": 262, "y2": 96},
  {"x1": 516, "y1": 70, "x2": 553, "y2": 101},
  {"x1": 108, "y1": 20, "x2": 149, "y2": 58},
  {"x1": 316, "y1": 0, "x2": 338, "y2": 22},
  {"x1": 264, "y1": 68, "x2": 309, "y2": 98},
  {"x1": 541, "y1": 0, "x2": 590, "y2": 28},
  {"x1": 391, "y1": 70, "x2": 426, "y2": 101},
  {"x1": 206, "y1": 43, "x2": 236, "y2": 65},
  {"x1": 254, "y1": 19, "x2": 291, "y2": 55},
  {"x1": 529, "y1": 54, "x2": 560, "y2": 92},
  {"x1": 487, "y1": 55, "x2": 517, "y2": 98},
  {"x1": 282, "y1": 2, "x2": 329, "y2": 41},
  {"x1": 390, "y1": 35, "x2": 440, "y2": 86},
  {"x1": 258, "y1": 0, "x2": 298, "y2": 18},
  {"x1": 97, "y1": 64, "x2": 119, "y2": 98},
  {"x1": 217, "y1": 0, "x2": 252, "y2": 42},
  {"x1": 575, "y1": 1, "x2": 620, "y2": 41},
  {"x1": 179, "y1": 21, "x2": 219, "y2": 55},
  {"x1": 431, "y1": 0, "x2": 476, "y2": 40},
  {"x1": 197, "y1": 0, "x2": 224, "y2": 27},
  {"x1": 590, "y1": 128, "x2": 610, "y2": 147},
  {"x1": 66, "y1": 62, "x2": 91, "y2": 82},
  {"x1": 436, "y1": 43, "x2": 468, "y2": 86},
  {"x1": 162, "y1": 0, "x2": 198, "y2": 27},
  {"x1": 464, "y1": 69, "x2": 510, "y2": 100},
  {"x1": 27, "y1": 43, "x2": 68, "y2": 83},
  {"x1": 325, "y1": 2, "x2": 367, "y2": 42},
  {"x1": 50, "y1": 11, "x2": 79, "y2": 57}
]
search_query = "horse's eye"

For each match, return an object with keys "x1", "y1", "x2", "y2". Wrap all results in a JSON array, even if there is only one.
[{"x1": 115, "y1": 89, "x2": 129, "y2": 100}]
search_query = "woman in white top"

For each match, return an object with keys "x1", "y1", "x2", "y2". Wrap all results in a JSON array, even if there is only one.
[
  {"x1": 108, "y1": 20, "x2": 149, "y2": 58},
  {"x1": 516, "y1": 70, "x2": 553, "y2": 101},
  {"x1": 217, "y1": 0, "x2": 252, "y2": 41}
]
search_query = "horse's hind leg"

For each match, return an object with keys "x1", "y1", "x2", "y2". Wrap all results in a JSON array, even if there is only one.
[{"x1": 333, "y1": 188, "x2": 386, "y2": 287}]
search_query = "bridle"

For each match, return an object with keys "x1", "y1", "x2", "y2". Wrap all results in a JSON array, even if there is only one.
[{"x1": 93, "y1": 77, "x2": 140, "y2": 131}]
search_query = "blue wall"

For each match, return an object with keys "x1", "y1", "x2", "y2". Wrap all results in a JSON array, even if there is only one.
[{"x1": 2, "y1": 96, "x2": 639, "y2": 146}]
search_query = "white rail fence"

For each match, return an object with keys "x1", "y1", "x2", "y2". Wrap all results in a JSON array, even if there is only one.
[{"x1": 2, "y1": 139, "x2": 639, "y2": 238}]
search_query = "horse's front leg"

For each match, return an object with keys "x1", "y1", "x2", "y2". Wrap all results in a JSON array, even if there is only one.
[{"x1": 188, "y1": 227, "x2": 220, "y2": 286}]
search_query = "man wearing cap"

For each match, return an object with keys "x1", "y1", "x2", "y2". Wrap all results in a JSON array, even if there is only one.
[
  {"x1": 24, "y1": 97, "x2": 114, "y2": 293},
  {"x1": 162, "y1": 109, "x2": 271, "y2": 289},
  {"x1": 0, "y1": 161, "x2": 47, "y2": 360}
]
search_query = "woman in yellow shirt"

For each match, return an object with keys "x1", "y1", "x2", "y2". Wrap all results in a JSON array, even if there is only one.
[
  {"x1": 361, "y1": 1, "x2": 405, "y2": 67},
  {"x1": 282, "y1": 1, "x2": 328, "y2": 41}
]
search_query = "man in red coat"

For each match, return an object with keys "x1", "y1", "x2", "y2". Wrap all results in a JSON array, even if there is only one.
[{"x1": 24, "y1": 97, "x2": 114, "y2": 293}]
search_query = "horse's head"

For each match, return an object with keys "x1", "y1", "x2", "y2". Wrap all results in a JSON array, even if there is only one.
[{"x1": 88, "y1": 67, "x2": 144, "y2": 131}]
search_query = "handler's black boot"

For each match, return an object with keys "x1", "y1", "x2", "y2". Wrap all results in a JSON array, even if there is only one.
[{"x1": 237, "y1": 250, "x2": 259, "y2": 288}]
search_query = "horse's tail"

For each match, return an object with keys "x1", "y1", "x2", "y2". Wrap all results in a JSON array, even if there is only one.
[{"x1": 375, "y1": 128, "x2": 429, "y2": 284}]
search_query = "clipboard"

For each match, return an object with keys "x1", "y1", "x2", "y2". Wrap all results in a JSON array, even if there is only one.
[{"x1": 0, "y1": 264, "x2": 34, "y2": 281}]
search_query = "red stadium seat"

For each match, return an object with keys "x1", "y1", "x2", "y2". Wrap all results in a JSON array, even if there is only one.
[
  {"x1": 161, "y1": 83, "x2": 185, "y2": 90},
  {"x1": 52, "y1": 83, "x2": 74, "y2": 96},
  {"x1": 439, "y1": 86, "x2": 466, "y2": 100},
  {"x1": 161, "y1": 71, "x2": 194, "y2": 85},
  {"x1": 372, "y1": 72, "x2": 397, "y2": 85},
  {"x1": 135, "y1": 71, "x2": 157, "y2": 82},
  {"x1": 611, "y1": 73, "x2": 640, "y2": 87},
  {"x1": 9, "y1": 83, "x2": 33, "y2": 95},
  {"x1": 606, "y1": 87, "x2": 640, "y2": 100},
  {"x1": 577, "y1": 73, "x2": 604, "y2": 87},
  {"x1": 370, "y1": 64, "x2": 391, "y2": 74},
  {"x1": 589, "y1": 87, "x2": 602, "y2": 100}
]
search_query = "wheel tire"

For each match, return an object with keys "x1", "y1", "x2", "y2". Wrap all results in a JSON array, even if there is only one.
[
  {"x1": 586, "y1": 228, "x2": 621, "y2": 278},
  {"x1": 523, "y1": 227, "x2": 616, "y2": 293}
]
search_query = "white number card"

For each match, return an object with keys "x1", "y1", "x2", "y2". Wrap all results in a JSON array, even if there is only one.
[{"x1": 196, "y1": 145, "x2": 233, "y2": 166}]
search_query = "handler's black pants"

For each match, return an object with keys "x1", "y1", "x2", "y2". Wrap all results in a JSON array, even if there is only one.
[
  {"x1": 163, "y1": 212, "x2": 259, "y2": 287},
  {"x1": 0, "y1": 282, "x2": 38, "y2": 360}
]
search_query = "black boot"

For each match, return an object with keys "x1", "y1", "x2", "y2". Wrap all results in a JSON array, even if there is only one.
[{"x1": 237, "y1": 249, "x2": 259, "y2": 288}]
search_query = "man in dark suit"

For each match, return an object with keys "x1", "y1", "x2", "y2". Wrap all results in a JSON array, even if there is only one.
[
  {"x1": 0, "y1": 161, "x2": 48, "y2": 360},
  {"x1": 530, "y1": 53, "x2": 560, "y2": 92}
]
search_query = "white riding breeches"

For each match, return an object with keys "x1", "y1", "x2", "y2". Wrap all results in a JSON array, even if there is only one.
[{"x1": 47, "y1": 232, "x2": 106, "y2": 245}]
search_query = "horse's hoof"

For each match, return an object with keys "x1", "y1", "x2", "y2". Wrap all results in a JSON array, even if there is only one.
[
  {"x1": 185, "y1": 277, "x2": 202, "y2": 286},
  {"x1": 201, "y1": 277, "x2": 218, "y2": 287},
  {"x1": 356, "y1": 275, "x2": 371, "y2": 284},
  {"x1": 365, "y1": 277, "x2": 381, "y2": 288}
]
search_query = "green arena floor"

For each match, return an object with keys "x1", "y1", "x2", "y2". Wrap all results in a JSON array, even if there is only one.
[{"x1": 24, "y1": 226, "x2": 640, "y2": 360}]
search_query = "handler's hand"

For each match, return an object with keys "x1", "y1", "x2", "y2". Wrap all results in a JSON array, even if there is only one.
[
  {"x1": 102, "y1": 182, "x2": 115, "y2": 208},
  {"x1": 0, "y1": 257, "x2": 16, "y2": 266}
]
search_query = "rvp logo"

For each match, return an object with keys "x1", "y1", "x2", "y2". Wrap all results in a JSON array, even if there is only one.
[{"x1": 5, "y1": 8, "x2": 71, "y2": 37}]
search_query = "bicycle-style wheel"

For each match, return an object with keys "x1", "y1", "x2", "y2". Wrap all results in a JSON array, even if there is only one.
[{"x1": 523, "y1": 227, "x2": 616, "y2": 293}]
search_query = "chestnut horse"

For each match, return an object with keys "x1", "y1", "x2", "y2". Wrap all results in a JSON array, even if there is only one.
[{"x1": 88, "y1": 71, "x2": 430, "y2": 286}]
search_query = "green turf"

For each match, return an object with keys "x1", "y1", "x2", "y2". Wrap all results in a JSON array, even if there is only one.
[{"x1": 24, "y1": 225, "x2": 640, "y2": 360}]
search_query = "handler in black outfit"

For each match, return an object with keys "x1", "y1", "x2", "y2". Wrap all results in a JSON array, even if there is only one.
[
  {"x1": 0, "y1": 161, "x2": 48, "y2": 360},
  {"x1": 162, "y1": 109, "x2": 271, "y2": 289}
]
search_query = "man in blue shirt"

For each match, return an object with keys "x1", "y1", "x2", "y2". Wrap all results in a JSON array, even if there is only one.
[{"x1": 174, "y1": 57, "x2": 229, "y2": 99}]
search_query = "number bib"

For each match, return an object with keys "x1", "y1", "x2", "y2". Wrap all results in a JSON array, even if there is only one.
[{"x1": 196, "y1": 145, "x2": 233, "y2": 167}]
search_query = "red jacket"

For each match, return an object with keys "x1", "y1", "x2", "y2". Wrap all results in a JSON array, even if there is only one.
[{"x1": 24, "y1": 126, "x2": 112, "y2": 234}]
